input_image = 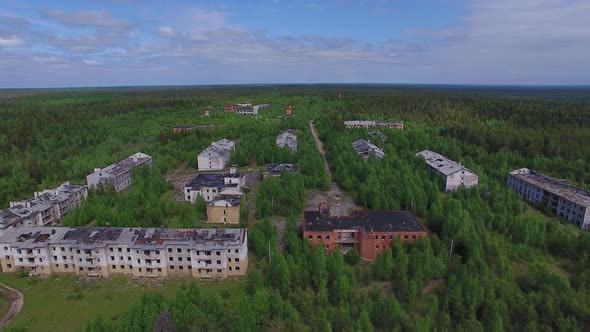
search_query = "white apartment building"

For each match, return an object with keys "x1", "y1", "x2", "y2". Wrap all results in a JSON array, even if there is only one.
[
  {"x1": 344, "y1": 120, "x2": 404, "y2": 130},
  {"x1": 508, "y1": 168, "x2": 590, "y2": 229},
  {"x1": 0, "y1": 182, "x2": 87, "y2": 235},
  {"x1": 197, "y1": 139, "x2": 236, "y2": 171},
  {"x1": 416, "y1": 150, "x2": 479, "y2": 192},
  {"x1": 86, "y1": 152, "x2": 153, "y2": 191},
  {"x1": 184, "y1": 167, "x2": 245, "y2": 204},
  {"x1": 0, "y1": 227, "x2": 248, "y2": 279}
]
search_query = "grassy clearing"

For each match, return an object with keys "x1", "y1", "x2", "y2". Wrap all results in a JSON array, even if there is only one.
[{"x1": 0, "y1": 273, "x2": 244, "y2": 332}]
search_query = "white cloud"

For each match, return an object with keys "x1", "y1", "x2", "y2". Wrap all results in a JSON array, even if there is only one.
[
  {"x1": 156, "y1": 26, "x2": 176, "y2": 38},
  {"x1": 83, "y1": 59, "x2": 100, "y2": 65},
  {"x1": 40, "y1": 9, "x2": 130, "y2": 31},
  {"x1": 0, "y1": 35, "x2": 23, "y2": 47}
]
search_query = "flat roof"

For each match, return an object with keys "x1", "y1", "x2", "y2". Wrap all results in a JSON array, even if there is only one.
[
  {"x1": 352, "y1": 139, "x2": 385, "y2": 159},
  {"x1": 0, "y1": 227, "x2": 247, "y2": 249},
  {"x1": 304, "y1": 209, "x2": 425, "y2": 233},
  {"x1": 510, "y1": 167, "x2": 590, "y2": 207},
  {"x1": 98, "y1": 152, "x2": 152, "y2": 176},
  {"x1": 415, "y1": 150, "x2": 475, "y2": 176},
  {"x1": 264, "y1": 164, "x2": 299, "y2": 174},
  {"x1": 200, "y1": 139, "x2": 235, "y2": 158},
  {"x1": 185, "y1": 173, "x2": 241, "y2": 190}
]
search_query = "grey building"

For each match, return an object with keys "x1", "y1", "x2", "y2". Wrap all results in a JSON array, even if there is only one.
[
  {"x1": 507, "y1": 168, "x2": 590, "y2": 229},
  {"x1": 415, "y1": 150, "x2": 479, "y2": 192},
  {"x1": 0, "y1": 182, "x2": 87, "y2": 235},
  {"x1": 197, "y1": 139, "x2": 236, "y2": 171},
  {"x1": 276, "y1": 129, "x2": 298, "y2": 152},
  {"x1": 352, "y1": 139, "x2": 385, "y2": 160},
  {"x1": 236, "y1": 107, "x2": 258, "y2": 116},
  {"x1": 184, "y1": 167, "x2": 245, "y2": 204},
  {"x1": 86, "y1": 152, "x2": 153, "y2": 191},
  {"x1": 263, "y1": 164, "x2": 299, "y2": 178}
]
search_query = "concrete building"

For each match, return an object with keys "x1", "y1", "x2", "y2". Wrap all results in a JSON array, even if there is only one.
[
  {"x1": 368, "y1": 130, "x2": 387, "y2": 142},
  {"x1": 302, "y1": 204, "x2": 427, "y2": 261},
  {"x1": 263, "y1": 164, "x2": 299, "y2": 178},
  {"x1": 344, "y1": 120, "x2": 404, "y2": 130},
  {"x1": 184, "y1": 167, "x2": 245, "y2": 204},
  {"x1": 207, "y1": 195, "x2": 241, "y2": 224},
  {"x1": 508, "y1": 168, "x2": 590, "y2": 229},
  {"x1": 172, "y1": 125, "x2": 219, "y2": 134},
  {"x1": 86, "y1": 152, "x2": 153, "y2": 191},
  {"x1": 415, "y1": 150, "x2": 479, "y2": 192},
  {"x1": 276, "y1": 129, "x2": 298, "y2": 152},
  {"x1": 352, "y1": 139, "x2": 385, "y2": 160},
  {"x1": 236, "y1": 107, "x2": 258, "y2": 116},
  {"x1": 197, "y1": 139, "x2": 236, "y2": 171},
  {"x1": 0, "y1": 182, "x2": 87, "y2": 235},
  {"x1": 0, "y1": 227, "x2": 248, "y2": 278}
]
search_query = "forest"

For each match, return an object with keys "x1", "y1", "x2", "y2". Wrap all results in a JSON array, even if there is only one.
[{"x1": 1, "y1": 86, "x2": 590, "y2": 331}]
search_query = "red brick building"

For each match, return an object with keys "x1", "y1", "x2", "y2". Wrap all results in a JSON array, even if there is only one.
[
  {"x1": 224, "y1": 104, "x2": 238, "y2": 111},
  {"x1": 285, "y1": 105, "x2": 293, "y2": 116},
  {"x1": 302, "y1": 204, "x2": 427, "y2": 261}
]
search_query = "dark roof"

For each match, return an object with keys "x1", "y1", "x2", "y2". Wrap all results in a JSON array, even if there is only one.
[
  {"x1": 303, "y1": 209, "x2": 424, "y2": 233},
  {"x1": 264, "y1": 164, "x2": 299, "y2": 175},
  {"x1": 185, "y1": 173, "x2": 241, "y2": 190}
]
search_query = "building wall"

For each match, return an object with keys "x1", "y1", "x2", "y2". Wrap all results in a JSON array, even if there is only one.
[
  {"x1": 445, "y1": 170, "x2": 479, "y2": 192},
  {"x1": 198, "y1": 153, "x2": 228, "y2": 171},
  {"x1": 207, "y1": 205, "x2": 240, "y2": 224},
  {"x1": 0, "y1": 233, "x2": 248, "y2": 278}
]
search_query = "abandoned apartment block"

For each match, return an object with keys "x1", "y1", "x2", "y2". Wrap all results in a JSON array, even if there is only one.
[{"x1": 86, "y1": 152, "x2": 153, "y2": 191}]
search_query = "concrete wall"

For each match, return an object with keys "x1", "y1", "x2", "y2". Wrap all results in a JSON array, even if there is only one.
[{"x1": 207, "y1": 205, "x2": 240, "y2": 224}]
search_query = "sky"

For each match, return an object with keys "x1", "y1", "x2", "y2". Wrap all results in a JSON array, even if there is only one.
[{"x1": 0, "y1": 0, "x2": 589, "y2": 88}]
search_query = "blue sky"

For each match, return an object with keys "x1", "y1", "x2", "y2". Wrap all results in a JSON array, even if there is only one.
[{"x1": 0, "y1": 0, "x2": 588, "y2": 88}]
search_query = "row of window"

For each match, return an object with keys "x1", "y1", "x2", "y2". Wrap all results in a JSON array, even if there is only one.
[
  {"x1": 6, "y1": 247, "x2": 241, "y2": 256},
  {"x1": 308, "y1": 234, "x2": 417, "y2": 241}
]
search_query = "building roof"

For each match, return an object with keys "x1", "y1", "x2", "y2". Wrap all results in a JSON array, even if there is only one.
[
  {"x1": 209, "y1": 195, "x2": 241, "y2": 207},
  {"x1": 264, "y1": 164, "x2": 299, "y2": 175},
  {"x1": 200, "y1": 139, "x2": 235, "y2": 158},
  {"x1": 415, "y1": 150, "x2": 475, "y2": 176},
  {"x1": 303, "y1": 208, "x2": 424, "y2": 233},
  {"x1": 352, "y1": 139, "x2": 385, "y2": 159},
  {"x1": 344, "y1": 120, "x2": 403, "y2": 126},
  {"x1": 276, "y1": 129, "x2": 298, "y2": 152},
  {"x1": 510, "y1": 168, "x2": 590, "y2": 207},
  {"x1": 368, "y1": 131, "x2": 387, "y2": 142},
  {"x1": 185, "y1": 173, "x2": 242, "y2": 191},
  {"x1": 96, "y1": 152, "x2": 152, "y2": 177},
  {"x1": 0, "y1": 227, "x2": 247, "y2": 249}
]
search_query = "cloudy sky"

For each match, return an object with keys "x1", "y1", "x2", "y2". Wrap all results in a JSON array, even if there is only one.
[{"x1": 0, "y1": 0, "x2": 588, "y2": 88}]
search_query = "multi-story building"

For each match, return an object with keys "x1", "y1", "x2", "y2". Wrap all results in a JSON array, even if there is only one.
[
  {"x1": 352, "y1": 139, "x2": 385, "y2": 160},
  {"x1": 0, "y1": 182, "x2": 87, "y2": 235},
  {"x1": 236, "y1": 107, "x2": 258, "y2": 116},
  {"x1": 302, "y1": 204, "x2": 427, "y2": 261},
  {"x1": 507, "y1": 168, "x2": 590, "y2": 229},
  {"x1": 0, "y1": 227, "x2": 248, "y2": 278},
  {"x1": 86, "y1": 152, "x2": 153, "y2": 191},
  {"x1": 172, "y1": 125, "x2": 219, "y2": 134},
  {"x1": 224, "y1": 104, "x2": 238, "y2": 111},
  {"x1": 344, "y1": 120, "x2": 404, "y2": 130},
  {"x1": 276, "y1": 129, "x2": 298, "y2": 152},
  {"x1": 415, "y1": 150, "x2": 479, "y2": 192},
  {"x1": 197, "y1": 139, "x2": 236, "y2": 171},
  {"x1": 207, "y1": 195, "x2": 241, "y2": 224},
  {"x1": 263, "y1": 164, "x2": 299, "y2": 178},
  {"x1": 184, "y1": 167, "x2": 245, "y2": 204}
]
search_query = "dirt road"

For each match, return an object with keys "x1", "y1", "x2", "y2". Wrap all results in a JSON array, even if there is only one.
[
  {"x1": 309, "y1": 121, "x2": 333, "y2": 181},
  {"x1": 0, "y1": 282, "x2": 24, "y2": 329}
]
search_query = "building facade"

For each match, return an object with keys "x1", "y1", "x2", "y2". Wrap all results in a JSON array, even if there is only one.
[
  {"x1": 207, "y1": 195, "x2": 241, "y2": 224},
  {"x1": 415, "y1": 150, "x2": 479, "y2": 192},
  {"x1": 236, "y1": 107, "x2": 258, "y2": 116},
  {"x1": 0, "y1": 227, "x2": 248, "y2": 279},
  {"x1": 197, "y1": 139, "x2": 236, "y2": 171},
  {"x1": 0, "y1": 182, "x2": 87, "y2": 235},
  {"x1": 86, "y1": 152, "x2": 153, "y2": 192},
  {"x1": 344, "y1": 120, "x2": 404, "y2": 130},
  {"x1": 172, "y1": 125, "x2": 219, "y2": 134},
  {"x1": 508, "y1": 168, "x2": 590, "y2": 229},
  {"x1": 302, "y1": 204, "x2": 427, "y2": 261},
  {"x1": 184, "y1": 167, "x2": 245, "y2": 204}
]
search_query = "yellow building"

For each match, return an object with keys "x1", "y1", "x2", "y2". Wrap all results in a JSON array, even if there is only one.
[{"x1": 207, "y1": 195, "x2": 240, "y2": 224}]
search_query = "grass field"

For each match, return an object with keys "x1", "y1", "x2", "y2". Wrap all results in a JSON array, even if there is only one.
[{"x1": 0, "y1": 273, "x2": 244, "y2": 332}]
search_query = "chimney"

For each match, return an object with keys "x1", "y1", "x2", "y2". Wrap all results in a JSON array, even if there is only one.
[{"x1": 230, "y1": 165, "x2": 238, "y2": 174}]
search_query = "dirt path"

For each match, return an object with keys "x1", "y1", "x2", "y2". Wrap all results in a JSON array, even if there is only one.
[
  {"x1": 0, "y1": 282, "x2": 24, "y2": 329},
  {"x1": 309, "y1": 121, "x2": 333, "y2": 181}
]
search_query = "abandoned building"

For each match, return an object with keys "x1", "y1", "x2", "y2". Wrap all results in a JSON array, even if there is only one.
[
  {"x1": 207, "y1": 195, "x2": 241, "y2": 224},
  {"x1": 184, "y1": 166, "x2": 245, "y2": 204},
  {"x1": 0, "y1": 226, "x2": 248, "y2": 278},
  {"x1": 302, "y1": 204, "x2": 427, "y2": 261},
  {"x1": 352, "y1": 139, "x2": 385, "y2": 160},
  {"x1": 508, "y1": 168, "x2": 590, "y2": 229},
  {"x1": 415, "y1": 150, "x2": 479, "y2": 192},
  {"x1": 0, "y1": 182, "x2": 88, "y2": 236},
  {"x1": 197, "y1": 139, "x2": 236, "y2": 171},
  {"x1": 276, "y1": 129, "x2": 298, "y2": 152},
  {"x1": 368, "y1": 130, "x2": 387, "y2": 142},
  {"x1": 224, "y1": 104, "x2": 238, "y2": 111},
  {"x1": 263, "y1": 164, "x2": 299, "y2": 178},
  {"x1": 285, "y1": 105, "x2": 293, "y2": 116},
  {"x1": 86, "y1": 152, "x2": 153, "y2": 192},
  {"x1": 344, "y1": 120, "x2": 404, "y2": 130},
  {"x1": 236, "y1": 107, "x2": 258, "y2": 116},
  {"x1": 172, "y1": 125, "x2": 219, "y2": 134}
]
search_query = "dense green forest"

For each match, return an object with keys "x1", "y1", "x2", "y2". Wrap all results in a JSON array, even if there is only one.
[{"x1": 2, "y1": 87, "x2": 590, "y2": 331}]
